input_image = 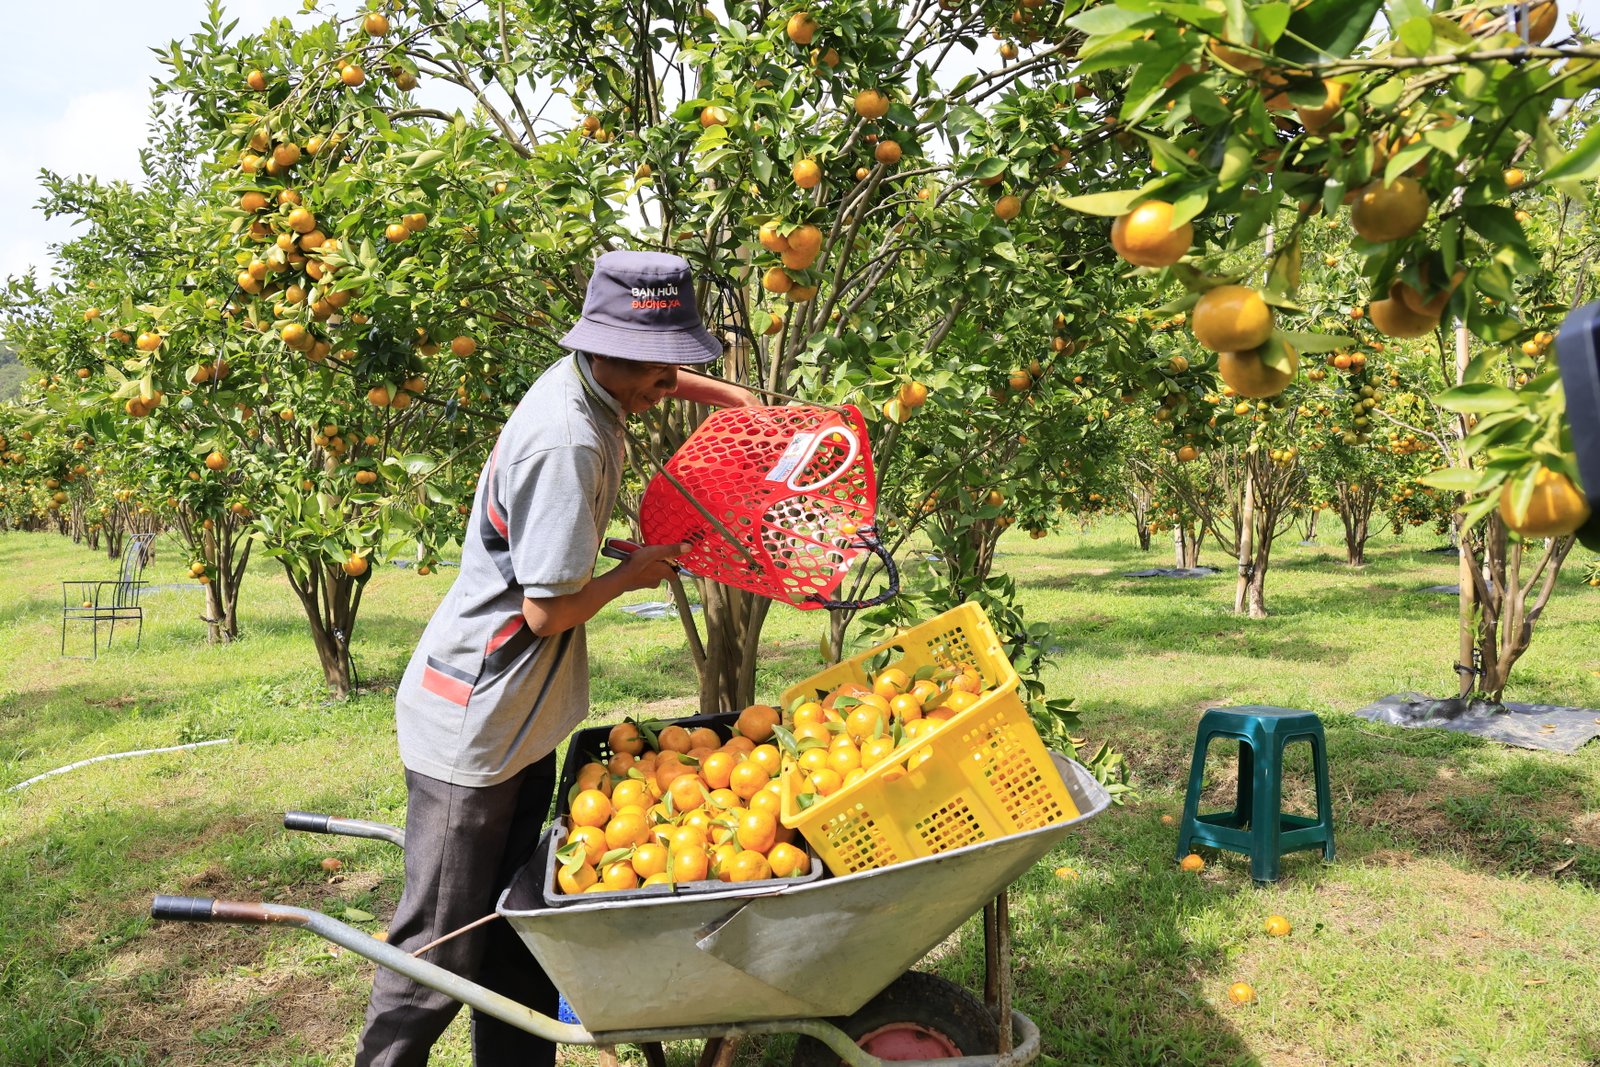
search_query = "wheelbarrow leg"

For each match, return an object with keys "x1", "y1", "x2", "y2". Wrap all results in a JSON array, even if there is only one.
[
  {"x1": 697, "y1": 1036, "x2": 740, "y2": 1067},
  {"x1": 983, "y1": 892, "x2": 1013, "y2": 1055},
  {"x1": 641, "y1": 1042, "x2": 668, "y2": 1067}
]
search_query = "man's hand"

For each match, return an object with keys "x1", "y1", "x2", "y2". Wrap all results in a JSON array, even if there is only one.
[{"x1": 616, "y1": 542, "x2": 688, "y2": 592}]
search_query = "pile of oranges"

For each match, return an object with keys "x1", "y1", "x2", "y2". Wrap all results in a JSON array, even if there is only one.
[
  {"x1": 782, "y1": 661, "x2": 989, "y2": 811},
  {"x1": 555, "y1": 659, "x2": 994, "y2": 895},
  {"x1": 555, "y1": 704, "x2": 808, "y2": 895}
]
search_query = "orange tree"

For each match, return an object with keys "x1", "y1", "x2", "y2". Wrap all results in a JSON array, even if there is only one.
[{"x1": 1064, "y1": 0, "x2": 1596, "y2": 686}]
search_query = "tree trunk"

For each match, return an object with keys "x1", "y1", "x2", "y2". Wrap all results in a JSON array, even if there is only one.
[
  {"x1": 1128, "y1": 484, "x2": 1152, "y2": 551},
  {"x1": 1336, "y1": 479, "x2": 1376, "y2": 566},
  {"x1": 674, "y1": 576, "x2": 771, "y2": 713},
  {"x1": 283, "y1": 559, "x2": 363, "y2": 698},
  {"x1": 1247, "y1": 531, "x2": 1271, "y2": 619},
  {"x1": 1234, "y1": 472, "x2": 1255, "y2": 615}
]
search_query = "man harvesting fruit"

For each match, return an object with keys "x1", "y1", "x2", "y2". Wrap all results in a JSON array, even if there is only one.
[{"x1": 358, "y1": 251, "x2": 754, "y2": 1067}]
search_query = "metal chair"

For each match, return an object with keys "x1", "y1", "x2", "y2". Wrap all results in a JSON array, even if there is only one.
[{"x1": 61, "y1": 532, "x2": 156, "y2": 659}]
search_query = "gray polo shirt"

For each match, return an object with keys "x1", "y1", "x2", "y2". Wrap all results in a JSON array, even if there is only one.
[{"x1": 394, "y1": 353, "x2": 625, "y2": 787}]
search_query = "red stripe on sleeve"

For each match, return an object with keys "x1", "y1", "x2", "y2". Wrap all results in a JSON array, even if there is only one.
[{"x1": 485, "y1": 442, "x2": 510, "y2": 538}]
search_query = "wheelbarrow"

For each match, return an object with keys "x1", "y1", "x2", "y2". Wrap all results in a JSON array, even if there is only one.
[{"x1": 150, "y1": 754, "x2": 1108, "y2": 1066}]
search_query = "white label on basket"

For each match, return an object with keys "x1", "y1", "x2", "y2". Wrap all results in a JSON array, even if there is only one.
[{"x1": 766, "y1": 431, "x2": 817, "y2": 483}]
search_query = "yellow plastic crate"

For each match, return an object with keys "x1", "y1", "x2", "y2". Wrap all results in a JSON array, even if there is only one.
[{"x1": 778, "y1": 603, "x2": 1080, "y2": 874}]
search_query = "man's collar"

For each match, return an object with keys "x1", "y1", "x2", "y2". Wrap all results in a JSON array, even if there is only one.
[{"x1": 574, "y1": 352, "x2": 624, "y2": 421}]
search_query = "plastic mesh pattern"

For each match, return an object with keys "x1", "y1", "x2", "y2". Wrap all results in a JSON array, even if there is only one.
[
  {"x1": 641, "y1": 405, "x2": 876, "y2": 608},
  {"x1": 821, "y1": 805, "x2": 898, "y2": 873},
  {"x1": 912, "y1": 796, "x2": 987, "y2": 853}
]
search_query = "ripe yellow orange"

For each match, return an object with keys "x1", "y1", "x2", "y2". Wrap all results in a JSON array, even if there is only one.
[
  {"x1": 631, "y1": 842, "x2": 668, "y2": 879},
  {"x1": 767, "y1": 842, "x2": 808, "y2": 878},
  {"x1": 854, "y1": 88, "x2": 890, "y2": 120},
  {"x1": 898, "y1": 381, "x2": 928, "y2": 408},
  {"x1": 340, "y1": 64, "x2": 366, "y2": 87},
  {"x1": 737, "y1": 703, "x2": 780, "y2": 741},
  {"x1": 994, "y1": 194, "x2": 1022, "y2": 221},
  {"x1": 729, "y1": 760, "x2": 770, "y2": 800},
  {"x1": 1227, "y1": 981, "x2": 1256, "y2": 1005},
  {"x1": 571, "y1": 788, "x2": 613, "y2": 828},
  {"x1": 568, "y1": 824, "x2": 607, "y2": 862},
  {"x1": 826, "y1": 744, "x2": 862, "y2": 777},
  {"x1": 1264, "y1": 914, "x2": 1292, "y2": 937},
  {"x1": 1294, "y1": 80, "x2": 1346, "y2": 134},
  {"x1": 135, "y1": 332, "x2": 163, "y2": 352},
  {"x1": 601, "y1": 860, "x2": 639, "y2": 890},
  {"x1": 749, "y1": 743, "x2": 782, "y2": 776},
  {"x1": 1179, "y1": 853, "x2": 1205, "y2": 872},
  {"x1": 1111, "y1": 201, "x2": 1192, "y2": 267},
  {"x1": 736, "y1": 809, "x2": 777, "y2": 853},
  {"x1": 672, "y1": 847, "x2": 710, "y2": 882},
  {"x1": 700, "y1": 104, "x2": 732, "y2": 127},
  {"x1": 239, "y1": 192, "x2": 268, "y2": 213},
  {"x1": 845, "y1": 705, "x2": 886, "y2": 742},
  {"x1": 385, "y1": 222, "x2": 409, "y2": 243},
  {"x1": 363, "y1": 11, "x2": 390, "y2": 35},
  {"x1": 247, "y1": 69, "x2": 268, "y2": 91},
  {"x1": 762, "y1": 266, "x2": 793, "y2": 294},
  {"x1": 787, "y1": 223, "x2": 823, "y2": 259},
  {"x1": 688, "y1": 726, "x2": 721, "y2": 751},
  {"x1": 1217, "y1": 345, "x2": 1298, "y2": 399},
  {"x1": 727, "y1": 850, "x2": 773, "y2": 882},
  {"x1": 785, "y1": 11, "x2": 817, "y2": 44},
  {"x1": 798, "y1": 747, "x2": 830, "y2": 775},
  {"x1": 404, "y1": 212, "x2": 428, "y2": 232},
  {"x1": 667, "y1": 773, "x2": 708, "y2": 813},
  {"x1": 875, "y1": 140, "x2": 902, "y2": 166},
  {"x1": 786, "y1": 284, "x2": 819, "y2": 303},
  {"x1": 792, "y1": 701, "x2": 826, "y2": 727},
  {"x1": 1498, "y1": 467, "x2": 1591, "y2": 537},
  {"x1": 889, "y1": 693, "x2": 922, "y2": 721},
  {"x1": 204, "y1": 450, "x2": 229, "y2": 471},
  {"x1": 1350, "y1": 177, "x2": 1429, "y2": 243},
  {"x1": 1367, "y1": 289, "x2": 1439, "y2": 339},
  {"x1": 701, "y1": 751, "x2": 736, "y2": 790},
  {"x1": 610, "y1": 777, "x2": 650, "y2": 810},
  {"x1": 280, "y1": 323, "x2": 311, "y2": 350},
  {"x1": 793, "y1": 158, "x2": 823, "y2": 189},
  {"x1": 451, "y1": 335, "x2": 478, "y2": 357},
  {"x1": 807, "y1": 768, "x2": 844, "y2": 796},
  {"x1": 558, "y1": 862, "x2": 598, "y2": 894},
  {"x1": 604, "y1": 809, "x2": 650, "y2": 850},
  {"x1": 873, "y1": 667, "x2": 910, "y2": 697},
  {"x1": 758, "y1": 221, "x2": 789, "y2": 253},
  {"x1": 1191, "y1": 285, "x2": 1274, "y2": 353}
]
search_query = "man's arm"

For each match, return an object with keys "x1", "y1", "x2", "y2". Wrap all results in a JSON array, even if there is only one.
[
  {"x1": 522, "y1": 542, "x2": 686, "y2": 638},
  {"x1": 671, "y1": 369, "x2": 758, "y2": 408}
]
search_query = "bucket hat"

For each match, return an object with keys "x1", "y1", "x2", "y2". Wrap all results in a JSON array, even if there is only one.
[{"x1": 559, "y1": 250, "x2": 722, "y2": 364}]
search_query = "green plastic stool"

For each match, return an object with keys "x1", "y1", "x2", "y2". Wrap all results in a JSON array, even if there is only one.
[{"x1": 1175, "y1": 705, "x2": 1335, "y2": 882}]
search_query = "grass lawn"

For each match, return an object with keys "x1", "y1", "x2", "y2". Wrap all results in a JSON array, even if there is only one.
[{"x1": 2, "y1": 522, "x2": 1598, "y2": 1066}]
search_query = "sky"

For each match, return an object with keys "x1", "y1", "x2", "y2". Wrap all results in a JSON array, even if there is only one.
[{"x1": 5, "y1": 1, "x2": 1600, "y2": 286}]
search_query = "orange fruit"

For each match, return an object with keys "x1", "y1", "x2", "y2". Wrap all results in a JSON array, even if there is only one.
[
  {"x1": 854, "y1": 88, "x2": 890, "y2": 119},
  {"x1": 798, "y1": 747, "x2": 830, "y2": 774},
  {"x1": 767, "y1": 842, "x2": 809, "y2": 878},
  {"x1": 570, "y1": 789, "x2": 613, "y2": 828},
  {"x1": 793, "y1": 158, "x2": 823, "y2": 189},
  {"x1": 748, "y1": 787, "x2": 783, "y2": 817},
  {"x1": 668, "y1": 774, "x2": 708, "y2": 812},
  {"x1": 722, "y1": 735, "x2": 756, "y2": 756},
  {"x1": 1217, "y1": 345, "x2": 1298, "y2": 399},
  {"x1": 875, "y1": 140, "x2": 903, "y2": 165},
  {"x1": 1179, "y1": 853, "x2": 1205, "y2": 872},
  {"x1": 1368, "y1": 284, "x2": 1439, "y2": 338},
  {"x1": 605, "y1": 809, "x2": 651, "y2": 850},
  {"x1": 807, "y1": 768, "x2": 843, "y2": 796},
  {"x1": 1294, "y1": 80, "x2": 1346, "y2": 134},
  {"x1": 1350, "y1": 177, "x2": 1429, "y2": 243},
  {"x1": 606, "y1": 751, "x2": 636, "y2": 777},
  {"x1": 689, "y1": 726, "x2": 721, "y2": 750},
  {"x1": 669, "y1": 824, "x2": 707, "y2": 850},
  {"x1": 889, "y1": 693, "x2": 924, "y2": 722},
  {"x1": 762, "y1": 266, "x2": 793, "y2": 294},
  {"x1": 737, "y1": 704, "x2": 780, "y2": 741},
  {"x1": 1499, "y1": 467, "x2": 1591, "y2": 537},
  {"x1": 1227, "y1": 981, "x2": 1256, "y2": 1005},
  {"x1": 707, "y1": 787, "x2": 740, "y2": 811},
  {"x1": 845, "y1": 705, "x2": 886, "y2": 742},
  {"x1": 1264, "y1": 914, "x2": 1292, "y2": 937},
  {"x1": 568, "y1": 824, "x2": 607, "y2": 863},
  {"x1": 826, "y1": 744, "x2": 862, "y2": 777},
  {"x1": 944, "y1": 689, "x2": 979, "y2": 712},
  {"x1": 786, "y1": 11, "x2": 817, "y2": 45},
  {"x1": 873, "y1": 667, "x2": 910, "y2": 697},
  {"x1": 729, "y1": 761, "x2": 770, "y2": 800},
  {"x1": 631, "y1": 842, "x2": 668, "y2": 879},
  {"x1": 558, "y1": 862, "x2": 598, "y2": 894},
  {"x1": 671, "y1": 847, "x2": 711, "y2": 883},
  {"x1": 1206, "y1": 37, "x2": 1263, "y2": 71},
  {"x1": 792, "y1": 701, "x2": 827, "y2": 728},
  {"x1": 727, "y1": 850, "x2": 773, "y2": 882},
  {"x1": 793, "y1": 720, "x2": 832, "y2": 745},
  {"x1": 701, "y1": 751, "x2": 736, "y2": 790},
  {"x1": 575, "y1": 762, "x2": 607, "y2": 793},
  {"x1": 994, "y1": 194, "x2": 1022, "y2": 221},
  {"x1": 736, "y1": 809, "x2": 777, "y2": 853},
  {"x1": 1191, "y1": 285, "x2": 1274, "y2": 353},
  {"x1": 758, "y1": 221, "x2": 790, "y2": 253},
  {"x1": 600, "y1": 861, "x2": 639, "y2": 891},
  {"x1": 610, "y1": 778, "x2": 650, "y2": 810},
  {"x1": 749, "y1": 743, "x2": 782, "y2": 775},
  {"x1": 609, "y1": 720, "x2": 645, "y2": 756},
  {"x1": 1111, "y1": 201, "x2": 1192, "y2": 267},
  {"x1": 656, "y1": 724, "x2": 691, "y2": 753},
  {"x1": 787, "y1": 224, "x2": 823, "y2": 259}
]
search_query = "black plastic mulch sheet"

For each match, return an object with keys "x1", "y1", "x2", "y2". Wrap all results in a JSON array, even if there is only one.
[
  {"x1": 1355, "y1": 691, "x2": 1600, "y2": 753},
  {"x1": 1121, "y1": 567, "x2": 1220, "y2": 578}
]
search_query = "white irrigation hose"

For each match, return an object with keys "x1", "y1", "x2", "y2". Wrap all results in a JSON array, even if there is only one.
[{"x1": 4, "y1": 738, "x2": 232, "y2": 793}]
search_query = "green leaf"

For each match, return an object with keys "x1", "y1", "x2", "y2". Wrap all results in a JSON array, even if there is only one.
[
  {"x1": 1257, "y1": 334, "x2": 1296, "y2": 374},
  {"x1": 1419, "y1": 467, "x2": 1492, "y2": 493},
  {"x1": 1278, "y1": 330, "x2": 1353, "y2": 354},
  {"x1": 1277, "y1": 0, "x2": 1384, "y2": 64},
  {"x1": 1058, "y1": 189, "x2": 1146, "y2": 217},
  {"x1": 342, "y1": 907, "x2": 375, "y2": 923},
  {"x1": 1433, "y1": 383, "x2": 1522, "y2": 413},
  {"x1": 1541, "y1": 123, "x2": 1600, "y2": 183},
  {"x1": 1424, "y1": 120, "x2": 1472, "y2": 159},
  {"x1": 1461, "y1": 204, "x2": 1528, "y2": 252},
  {"x1": 1067, "y1": 5, "x2": 1157, "y2": 35},
  {"x1": 1247, "y1": 2, "x2": 1292, "y2": 44},
  {"x1": 1396, "y1": 16, "x2": 1434, "y2": 56},
  {"x1": 1170, "y1": 185, "x2": 1211, "y2": 227}
]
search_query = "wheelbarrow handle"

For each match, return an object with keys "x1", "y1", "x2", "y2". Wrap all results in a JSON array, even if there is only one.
[{"x1": 284, "y1": 811, "x2": 406, "y2": 848}]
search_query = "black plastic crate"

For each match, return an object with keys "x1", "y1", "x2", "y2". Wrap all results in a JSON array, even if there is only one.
[{"x1": 543, "y1": 711, "x2": 823, "y2": 907}]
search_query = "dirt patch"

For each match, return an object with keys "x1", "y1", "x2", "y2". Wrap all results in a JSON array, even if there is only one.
[
  {"x1": 85, "y1": 694, "x2": 143, "y2": 709},
  {"x1": 95, "y1": 922, "x2": 355, "y2": 1065}
]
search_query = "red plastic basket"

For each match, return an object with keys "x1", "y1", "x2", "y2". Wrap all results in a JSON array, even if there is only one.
[{"x1": 638, "y1": 404, "x2": 896, "y2": 610}]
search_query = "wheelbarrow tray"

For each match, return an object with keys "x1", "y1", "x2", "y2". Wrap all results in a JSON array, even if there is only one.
[{"x1": 497, "y1": 752, "x2": 1108, "y2": 1032}]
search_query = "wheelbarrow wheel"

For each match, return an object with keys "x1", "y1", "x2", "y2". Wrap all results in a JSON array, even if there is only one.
[{"x1": 791, "y1": 971, "x2": 1000, "y2": 1066}]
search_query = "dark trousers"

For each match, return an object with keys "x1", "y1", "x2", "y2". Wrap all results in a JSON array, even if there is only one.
[{"x1": 355, "y1": 756, "x2": 558, "y2": 1067}]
